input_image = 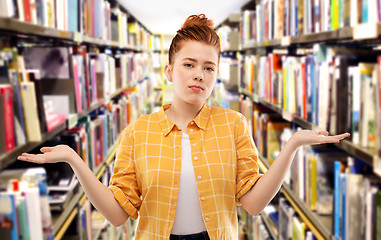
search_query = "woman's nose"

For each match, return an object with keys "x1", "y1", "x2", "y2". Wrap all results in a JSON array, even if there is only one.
[{"x1": 194, "y1": 68, "x2": 204, "y2": 81}]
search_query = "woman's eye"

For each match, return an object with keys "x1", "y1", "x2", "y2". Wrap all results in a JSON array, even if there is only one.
[
  {"x1": 184, "y1": 63, "x2": 193, "y2": 68},
  {"x1": 205, "y1": 67, "x2": 214, "y2": 72}
]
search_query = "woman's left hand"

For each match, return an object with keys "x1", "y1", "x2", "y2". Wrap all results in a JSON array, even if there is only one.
[{"x1": 290, "y1": 130, "x2": 350, "y2": 148}]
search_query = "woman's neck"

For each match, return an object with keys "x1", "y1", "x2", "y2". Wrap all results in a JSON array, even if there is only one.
[{"x1": 165, "y1": 101, "x2": 204, "y2": 132}]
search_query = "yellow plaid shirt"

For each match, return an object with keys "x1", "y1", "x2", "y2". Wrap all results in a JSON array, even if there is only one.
[{"x1": 108, "y1": 102, "x2": 262, "y2": 239}]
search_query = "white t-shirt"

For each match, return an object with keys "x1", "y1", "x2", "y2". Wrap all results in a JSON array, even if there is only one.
[{"x1": 171, "y1": 132, "x2": 207, "y2": 234}]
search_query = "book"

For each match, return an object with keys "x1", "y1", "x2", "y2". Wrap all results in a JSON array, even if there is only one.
[
  {"x1": 358, "y1": 63, "x2": 376, "y2": 148},
  {"x1": 28, "y1": 70, "x2": 48, "y2": 134},
  {"x1": 0, "y1": 0, "x2": 16, "y2": 17},
  {"x1": 315, "y1": 149, "x2": 347, "y2": 215},
  {"x1": 0, "y1": 84, "x2": 15, "y2": 152},
  {"x1": 267, "y1": 120, "x2": 291, "y2": 164},
  {"x1": 0, "y1": 193, "x2": 19, "y2": 240},
  {"x1": 43, "y1": 99, "x2": 67, "y2": 131},
  {"x1": 8, "y1": 69, "x2": 27, "y2": 147},
  {"x1": 333, "y1": 161, "x2": 342, "y2": 239},
  {"x1": 345, "y1": 172, "x2": 364, "y2": 240},
  {"x1": 72, "y1": 46, "x2": 90, "y2": 109},
  {"x1": 22, "y1": 47, "x2": 71, "y2": 79},
  {"x1": 292, "y1": 216, "x2": 306, "y2": 240},
  {"x1": 376, "y1": 190, "x2": 381, "y2": 240},
  {"x1": 40, "y1": 78, "x2": 78, "y2": 114},
  {"x1": 20, "y1": 81, "x2": 42, "y2": 142},
  {"x1": 278, "y1": 197, "x2": 295, "y2": 240},
  {"x1": 0, "y1": 168, "x2": 52, "y2": 240}
]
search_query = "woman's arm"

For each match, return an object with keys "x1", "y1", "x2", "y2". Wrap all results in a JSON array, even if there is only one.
[
  {"x1": 17, "y1": 145, "x2": 129, "y2": 226},
  {"x1": 240, "y1": 130, "x2": 350, "y2": 215}
]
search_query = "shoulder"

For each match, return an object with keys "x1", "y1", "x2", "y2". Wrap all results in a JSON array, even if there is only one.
[
  {"x1": 210, "y1": 106, "x2": 246, "y2": 123},
  {"x1": 122, "y1": 111, "x2": 159, "y2": 134}
]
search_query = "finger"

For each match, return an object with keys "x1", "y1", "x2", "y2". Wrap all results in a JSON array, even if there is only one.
[
  {"x1": 335, "y1": 133, "x2": 350, "y2": 140},
  {"x1": 41, "y1": 147, "x2": 54, "y2": 153},
  {"x1": 317, "y1": 130, "x2": 329, "y2": 136},
  {"x1": 20, "y1": 153, "x2": 46, "y2": 164},
  {"x1": 322, "y1": 133, "x2": 349, "y2": 143},
  {"x1": 17, "y1": 155, "x2": 28, "y2": 161},
  {"x1": 17, "y1": 155, "x2": 41, "y2": 163}
]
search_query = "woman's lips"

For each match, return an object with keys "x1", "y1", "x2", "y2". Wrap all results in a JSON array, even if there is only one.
[{"x1": 189, "y1": 85, "x2": 203, "y2": 92}]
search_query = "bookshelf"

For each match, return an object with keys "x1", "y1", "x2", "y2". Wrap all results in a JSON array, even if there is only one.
[
  {"x1": 258, "y1": 156, "x2": 331, "y2": 240},
  {"x1": 237, "y1": 0, "x2": 381, "y2": 239},
  {"x1": 240, "y1": 87, "x2": 378, "y2": 168},
  {"x1": 0, "y1": 1, "x2": 156, "y2": 239}
]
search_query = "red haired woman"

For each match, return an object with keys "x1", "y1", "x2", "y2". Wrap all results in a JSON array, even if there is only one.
[{"x1": 18, "y1": 14, "x2": 349, "y2": 239}]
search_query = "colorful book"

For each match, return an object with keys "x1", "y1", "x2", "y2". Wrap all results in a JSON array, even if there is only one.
[
  {"x1": 0, "y1": 193, "x2": 19, "y2": 240},
  {"x1": 0, "y1": 84, "x2": 15, "y2": 152}
]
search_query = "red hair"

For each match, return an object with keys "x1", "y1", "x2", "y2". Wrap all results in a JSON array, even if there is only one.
[{"x1": 168, "y1": 14, "x2": 221, "y2": 65}]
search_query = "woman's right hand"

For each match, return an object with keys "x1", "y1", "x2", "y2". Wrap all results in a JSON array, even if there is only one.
[{"x1": 17, "y1": 145, "x2": 80, "y2": 164}]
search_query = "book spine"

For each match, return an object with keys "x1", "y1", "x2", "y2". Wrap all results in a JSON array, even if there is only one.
[
  {"x1": 72, "y1": 56, "x2": 83, "y2": 113},
  {"x1": 0, "y1": 85, "x2": 15, "y2": 152},
  {"x1": 334, "y1": 161, "x2": 341, "y2": 239},
  {"x1": 22, "y1": 0, "x2": 32, "y2": 22}
]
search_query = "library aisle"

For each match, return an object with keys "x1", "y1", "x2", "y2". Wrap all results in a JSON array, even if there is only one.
[{"x1": 0, "y1": 0, "x2": 381, "y2": 240}]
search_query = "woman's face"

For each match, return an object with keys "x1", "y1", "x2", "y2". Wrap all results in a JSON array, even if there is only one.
[{"x1": 165, "y1": 40, "x2": 219, "y2": 106}]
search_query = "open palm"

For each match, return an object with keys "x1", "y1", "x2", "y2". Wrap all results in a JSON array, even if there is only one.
[
  {"x1": 291, "y1": 130, "x2": 350, "y2": 148},
  {"x1": 17, "y1": 145, "x2": 78, "y2": 164}
]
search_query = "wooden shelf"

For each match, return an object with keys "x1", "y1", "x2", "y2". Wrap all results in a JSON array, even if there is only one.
[
  {"x1": 0, "y1": 17, "x2": 139, "y2": 51},
  {"x1": 241, "y1": 23, "x2": 381, "y2": 50}
]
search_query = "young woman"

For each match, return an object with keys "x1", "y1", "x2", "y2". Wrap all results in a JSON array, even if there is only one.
[{"x1": 18, "y1": 14, "x2": 349, "y2": 240}]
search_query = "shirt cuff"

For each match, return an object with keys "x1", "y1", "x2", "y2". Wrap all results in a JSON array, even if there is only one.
[
  {"x1": 236, "y1": 174, "x2": 263, "y2": 203},
  {"x1": 108, "y1": 185, "x2": 139, "y2": 220}
]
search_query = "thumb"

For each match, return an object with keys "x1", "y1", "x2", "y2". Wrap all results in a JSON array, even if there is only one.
[{"x1": 40, "y1": 147, "x2": 54, "y2": 153}]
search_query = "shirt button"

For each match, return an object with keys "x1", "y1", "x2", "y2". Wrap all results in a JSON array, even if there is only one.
[
  {"x1": 197, "y1": 176, "x2": 202, "y2": 180},
  {"x1": 194, "y1": 156, "x2": 198, "y2": 161},
  {"x1": 190, "y1": 129, "x2": 194, "y2": 133},
  {"x1": 205, "y1": 217, "x2": 209, "y2": 222},
  {"x1": 200, "y1": 196, "x2": 205, "y2": 201}
]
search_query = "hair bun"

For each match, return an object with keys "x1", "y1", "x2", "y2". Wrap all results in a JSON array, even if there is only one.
[{"x1": 181, "y1": 14, "x2": 214, "y2": 30}]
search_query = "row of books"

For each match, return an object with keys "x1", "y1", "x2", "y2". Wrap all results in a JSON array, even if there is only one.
[
  {"x1": 240, "y1": 100, "x2": 381, "y2": 239},
  {"x1": 332, "y1": 157, "x2": 381, "y2": 240},
  {"x1": 0, "y1": 168, "x2": 54, "y2": 240},
  {"x1": 0, "y1": 86, "x2": 149, "y2": 239},
  {"x1": 238, "y1": 197, "x2": 318, "y2": 240},
  {"x1": 241, "y1": 0, "x2": 381, "y2": 44},
  {"x1": 219, "y1": 54, "x2": 240, "y2": 92},
  {"x1": 278, "y1": 197, "x2": 318, "y2": 240},
  {"x1": 240, "y1": 97, "x2": 290, "y2": 163},
  {"x1": 216, "y1": 26, "x2": 240, "y2": 51},
  {"x1": 239, "y1": 45, "x2": 381, "y2": 152},
  {"x1": 73, "y1": 163, "x2": 114, "y2": 240},
  {"x1": 0, "y1": 46, "x2": 154, "y2": 155},
  {"x1": 0, "y1": 0, "x2": 152, "y2": 50}
]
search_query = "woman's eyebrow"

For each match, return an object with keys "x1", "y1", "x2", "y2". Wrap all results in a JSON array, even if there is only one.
[{"x1": 182, "y1": 57, "x2": 216, "y2": 66}]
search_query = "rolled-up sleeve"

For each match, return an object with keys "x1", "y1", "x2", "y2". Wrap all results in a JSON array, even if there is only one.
[
  {"x1": 235, "y1": 113, "x2": 263, "y2": 202},
  {"x1": 108, "y1": 122, "x2": 141, "y2": 220}
]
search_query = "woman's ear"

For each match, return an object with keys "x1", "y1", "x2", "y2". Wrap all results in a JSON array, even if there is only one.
[{"x1": 165, "y1": 64, "x2": 172, "y2": 82}]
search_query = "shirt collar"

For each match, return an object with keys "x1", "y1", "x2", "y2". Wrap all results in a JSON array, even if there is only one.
[{"x1": 158, "y1": 102, "x2": 212, "y2": 136}]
